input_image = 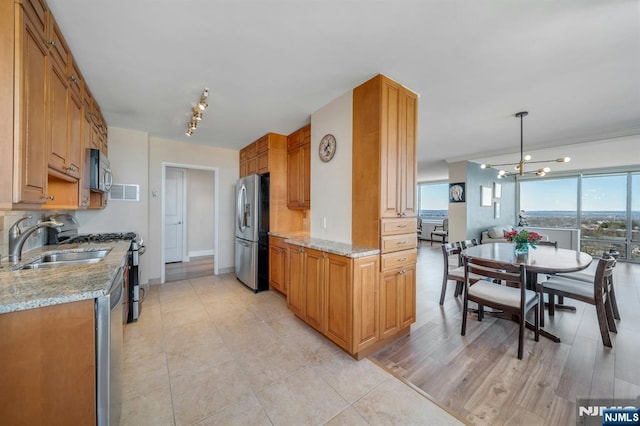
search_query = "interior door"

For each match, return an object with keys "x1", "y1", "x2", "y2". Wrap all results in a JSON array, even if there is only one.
[{"x1": 165, "y1": 167, "x2": 185, "y2": 263}]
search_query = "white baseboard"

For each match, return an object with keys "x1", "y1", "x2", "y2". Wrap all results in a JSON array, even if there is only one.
[{"x1": 187, "y1": 249, "x2": 215, "y2": 259}]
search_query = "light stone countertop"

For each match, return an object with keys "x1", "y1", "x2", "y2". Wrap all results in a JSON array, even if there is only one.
[
  {"x1": 0, "y1": 241, "x2": 130, "y2": 314},
  {"x1": 268, "y1": 231, "x2": 310, "y2": 239},
  {"x1": 282, "y1": 236, "x2": 379, "y2": 258}
]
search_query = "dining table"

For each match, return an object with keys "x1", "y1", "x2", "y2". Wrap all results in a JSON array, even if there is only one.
[{"x1": 461, "y1": 242, "x2": 593, "y2": 343}]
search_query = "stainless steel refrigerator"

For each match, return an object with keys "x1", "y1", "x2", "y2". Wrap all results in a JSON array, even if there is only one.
[{"x1": 235, "y1": 174, "x2": 269, "y2": 292}]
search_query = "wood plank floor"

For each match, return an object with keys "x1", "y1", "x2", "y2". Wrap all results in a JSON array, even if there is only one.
[
  {"x1": 371, "y1": 241, "x2": 640, "y2": 425},
  {"x1": 165, "y1": 256, "x2": 214, "y2": 282}
]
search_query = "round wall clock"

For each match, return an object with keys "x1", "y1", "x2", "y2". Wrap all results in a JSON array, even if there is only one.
[{"x1": 319, "y1": 134, "x2": 337, "y2": 162}]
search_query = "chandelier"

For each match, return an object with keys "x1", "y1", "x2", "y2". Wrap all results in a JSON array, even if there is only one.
[{"x1": 481, "y1": 111, "x2": 570, "y2": 179}]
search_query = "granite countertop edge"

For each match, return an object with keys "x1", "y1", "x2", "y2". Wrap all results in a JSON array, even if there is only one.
[
  {"x1": 0, "y1": 241, "x2": 130, "y2": 314},
  {"x1": 282, "y1": 236, "x2": 380, "y2": 258}
]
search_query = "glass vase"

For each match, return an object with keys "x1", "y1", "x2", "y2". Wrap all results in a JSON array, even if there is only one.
[{"x1": 514, "y1": 241, "x2": 529, "y2": 256}]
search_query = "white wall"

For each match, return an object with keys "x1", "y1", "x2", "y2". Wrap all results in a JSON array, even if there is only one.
[
  {"x1": 148, "y1": 136, "x2": 237, "y2": 281},
  {"x1": 187, "y1": 168, "x2": 215, "y2": 257},
  {"x1": 310, "y1": 90, "x2": 353, "y2": 243},
  {"x1": 76, "y1": 127, "x2": 150, "y2": 284}
]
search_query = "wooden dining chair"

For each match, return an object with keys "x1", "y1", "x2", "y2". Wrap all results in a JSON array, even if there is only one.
[
  {"x1": 554, "y1": 252, "x2": 620, "y2": 320},
  {"x1": 459, "y1": 239, "x2": 479, "y2": 249},
  {"x1": 536, "y1": 257, "x2": 617, "y2": 347},
  {"x1": 440, "y1": 243, "x2": 483, "y2": 305},
  {"x1": 461, "y1": 257, "x2": 540, "y2": 360}
]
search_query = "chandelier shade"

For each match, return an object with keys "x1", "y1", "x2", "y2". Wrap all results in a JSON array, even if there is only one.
[{"x1": 481, "y1": 111, "x2": 570, "y2": 178}]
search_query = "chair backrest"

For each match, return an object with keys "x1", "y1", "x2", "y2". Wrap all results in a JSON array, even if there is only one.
[
  {"x1": 459, "y1": 239, "x2": 479, "y2": 249},
  {"x1": 442, "y1": 218, "x2": 449, "y2": 232},
  {"x1": 537, "y1": 240, "x2": 558, "y2": 248},
  {"x1": 594, "y1": 256, "x2": 616, "y2": 300},
  {"x1": 463, "y1": 256, "x2": 526, "y2": 288},
  {"x1": 442, "y1": 242, "x2": 462, "y2": 270}
]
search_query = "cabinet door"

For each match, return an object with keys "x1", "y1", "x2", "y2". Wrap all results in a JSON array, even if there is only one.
[
  {"x1": 304, "y1": 248, "x2": 324, "y2": 332},
  {"x1": 287, "y1": 147, "x2": 302, "y2": 207},
  {"x1": 257, "y1": 151, "x2": 269, "y2": 174},
  {"x1": 0, "y1": 299, "x2": 96, "y2": 424},
  {"x1": 67, "y1": 91, "x2": 82, "y2": 179},
  {"x1": 399, "y1": 264, "x2": 416, "y2": 328},
  {"x1": 398, "y1": 90, "x2": 417, "y2": 217},
  {"x1": 324, "y1": 253, "x2": 351, "y2": 351},
  {"x1": 380, "y1": 79, "x2": 401, "y2": 218},
  {"x1": 287, "y1": 246, "x2": 305, "y2": 318},
  {"x1": 239, "y1": 160, "x2": 248, "y2": 178},
  {"x1": 247, "y1": 156, "x2": 257, "y2": 175},
  {"x1": 48, "y1": 58, "x2": 69, "y2": 174},
  {"x1": 301, "y1": 142, "x2": 311, "y2": 207},
  {"x1": 15, "y1": 11, "x2": 48, "y2": 204},
  {"x1": 352, "y1": 256, "x2": 380, "y2": 353},
  {"x1": 380, "y1": 269, "x2": 401, "y2": 339},
  {"x1": 269, "y1": 243, "x2": 286, "y2": 294}
]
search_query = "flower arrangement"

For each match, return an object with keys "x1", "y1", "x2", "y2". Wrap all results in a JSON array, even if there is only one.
[{"x1": 505, "y1": 229, "x2": 542, "y2": 251}]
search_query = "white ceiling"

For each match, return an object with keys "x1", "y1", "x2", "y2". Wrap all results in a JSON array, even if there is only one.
[{"x1": 47, "y1": 0, "x2": 640, "y2": 182}]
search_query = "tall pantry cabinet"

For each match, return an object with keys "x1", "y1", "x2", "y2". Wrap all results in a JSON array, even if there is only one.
[{"x1": 352, "y1": 74, "x2": 418, "y2": 346}]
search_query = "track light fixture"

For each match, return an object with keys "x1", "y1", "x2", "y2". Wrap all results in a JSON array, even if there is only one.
[
  {"x1": 185, "y1": 88, "x2": 209, "y2": 136},
  {"x1": 481, "y1": 111, "x2": 570, "y2": 179}
]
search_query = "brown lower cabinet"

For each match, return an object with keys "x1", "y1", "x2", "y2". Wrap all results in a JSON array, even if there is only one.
[
  {"x1": 268, "y1": 236, "x2": 288, "y2": 294},
  {"x1": 286, "y1": 244, "x2": 397, "y2": 358},
  {"x1": 0, "y1": 299, "x2": 96, "y2": 425}
]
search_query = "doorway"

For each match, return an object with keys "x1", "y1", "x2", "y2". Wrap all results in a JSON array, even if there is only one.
[{"x1": 161, "y1": 163, "x2": 218, "y2": 283}]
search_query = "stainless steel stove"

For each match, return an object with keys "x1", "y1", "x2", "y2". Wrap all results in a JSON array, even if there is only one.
[{"x1": 47, "y1": 214, "x2": 145, "y2": 323}]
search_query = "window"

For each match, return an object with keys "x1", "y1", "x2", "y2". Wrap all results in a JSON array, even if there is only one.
[
  {"x1": 580, "y1": 174, "x2": 627, "y2": 258},
  {"x1": 418, "y1": 183, "x2": 448, "y2": 220},
  {"x1": 631, "y1": 173, "x2": 640, "y2": 260},
  {"x1": 519, "y1": 177, "x2": 578, "y2": 228}
]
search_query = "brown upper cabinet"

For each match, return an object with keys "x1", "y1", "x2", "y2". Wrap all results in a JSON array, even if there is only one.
[
  {"x1": 0, "y1": 0, "x2": 107, "y2": 210},
  {"x1": 287, "y1": 124, "x2": 311, "y2": 209}
]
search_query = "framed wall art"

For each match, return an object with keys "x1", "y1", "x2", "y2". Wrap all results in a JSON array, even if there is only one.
[
  {"x1": 481, "y1": 186, "x2": 492, "y2": 206},
  {"x1": 494, "y1": 182, "x2": 502, "y2": 198},
  {"x1": 449, "y1": 182, "x2": 465, "y2": 203}
]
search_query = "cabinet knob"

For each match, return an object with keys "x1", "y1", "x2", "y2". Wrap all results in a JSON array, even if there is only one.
[
  {"x1": 396, "y1": 241, "x2": 407, "y2": 245},
  {"x1": 70, "y1": 75, "x2": 78, "y2": 83},
  {"x1": 47, "y1": 40, "x2": 57, "y2": 47},
  {"x1": 398, "y1": 257, "x2": 407, "y2": 262},
  {"x1": 47, "y1": 195, "x2": 55, "y2": 201},
  {"x1": 399, "y1": 269, "x2": 406, "y2": 275},
  {"x1": 398, "y1": 224, "x2": 407, "y2": 228},
  {"x1": 400, "y1": 212, "x2": 407, "y2": 217}
]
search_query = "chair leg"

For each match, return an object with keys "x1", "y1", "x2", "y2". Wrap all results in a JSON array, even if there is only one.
[
  {"x1": 548, "y1": 293, "x2": 556, "y2": 317},
  {"x1": 538, "y1": 288, "x2": 545, "y2": 327},
  {"x1": 478, "y1": 305, "x2": 484, "y2": 321},
  {"x1": 461, "y1": 291, "x2": 469, "y2": 336},
  {"x1": 609, "y1": 281, "x2": 621, "y2": 320},
  {"x1": 439, "y1": 276, "x2": 448, "y2": 305},
  {"x1": 534, "y1": 295, "x2": 540, "y2": 342},
  {"x1": 604, "y1": 296, "x2": 617, "y2": 334},
  {"x1": 558, "y1": 295, "x2": 564, "y2": 304},
  {"x1": 595, "y1": 299, "x2": 613, "y2": 348},
  {"x1": 518, "y1": 316, "x2": 525, "y2": 360}
]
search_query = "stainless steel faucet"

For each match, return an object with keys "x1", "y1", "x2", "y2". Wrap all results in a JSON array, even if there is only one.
[{"x1": 8, "y1": 216, "x2": 63, "y2": 262}]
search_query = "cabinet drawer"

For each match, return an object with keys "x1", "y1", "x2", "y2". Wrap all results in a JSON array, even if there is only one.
[
  {"x1": 381, "y1": 218, "x2": 417, "y2": 236},
  {"x1": 381, "y1": 249, "x2": 417, "y2": 271},
  {"x1": 380, "y1": 233, "x2": 417, "y2": 253}
]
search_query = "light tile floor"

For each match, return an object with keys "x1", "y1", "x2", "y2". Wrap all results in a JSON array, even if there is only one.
[{"x1": 121, "y1": 273, "x2": 464, "y2": 425}]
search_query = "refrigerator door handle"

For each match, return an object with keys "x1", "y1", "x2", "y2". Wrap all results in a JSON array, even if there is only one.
[{"x1": 237, "y1": 184, "x2": 246, "y2": 232}]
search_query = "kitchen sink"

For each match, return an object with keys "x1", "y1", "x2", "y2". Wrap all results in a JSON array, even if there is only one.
[{"x1": 19, "y1": 249, "x2": 110, "y2": 270}]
